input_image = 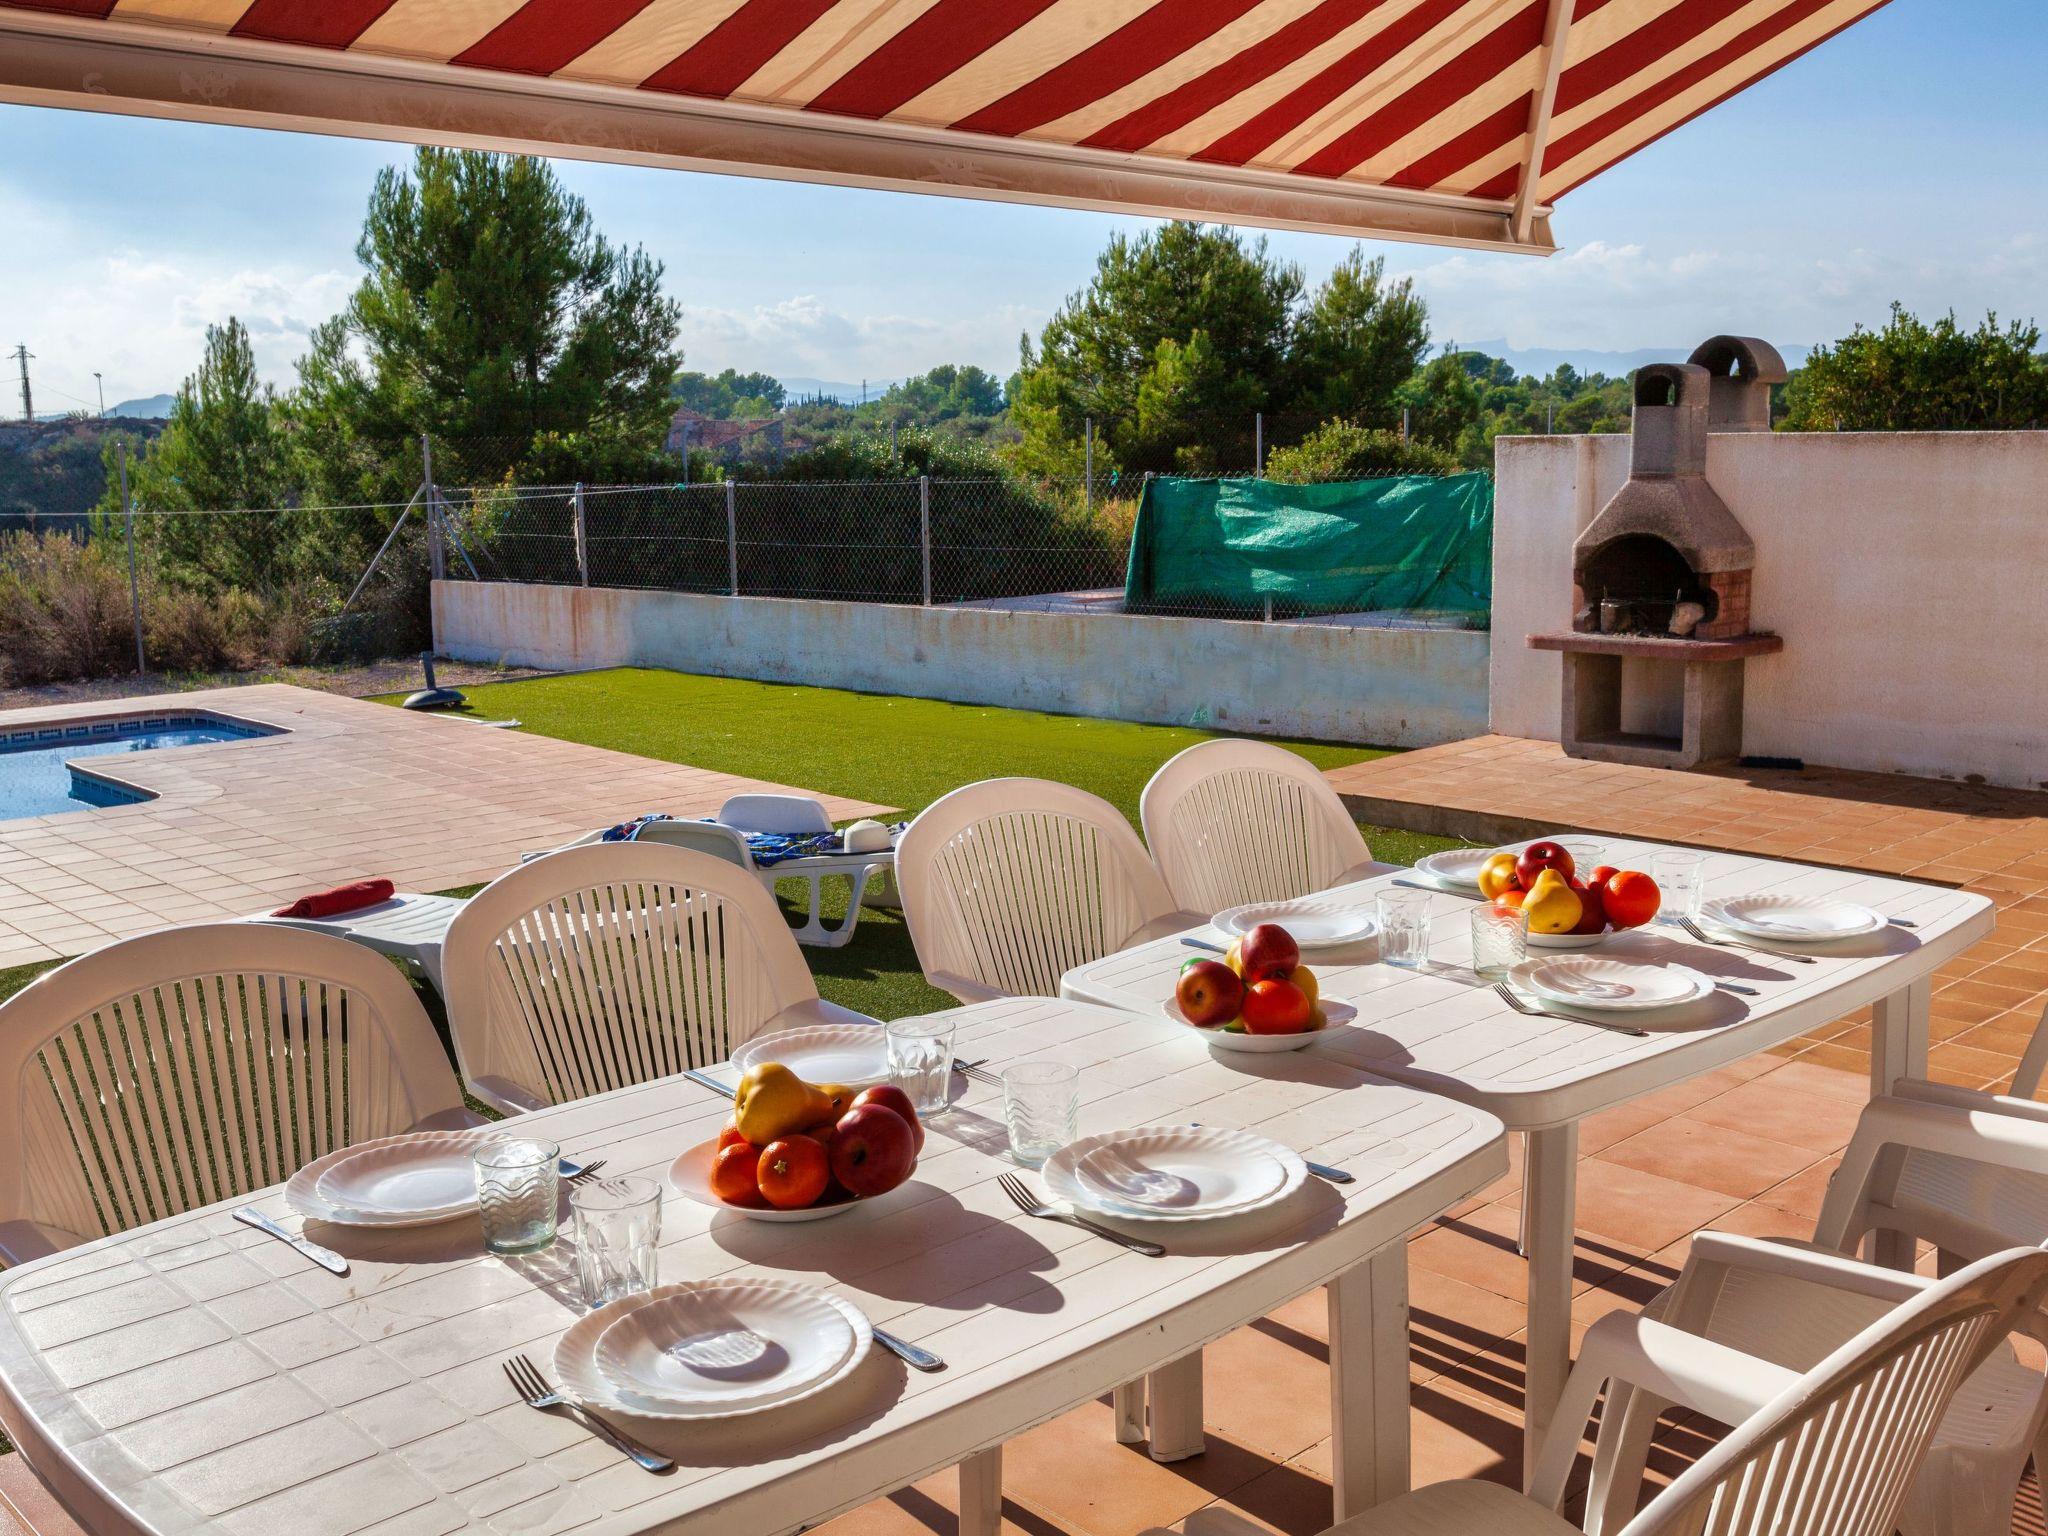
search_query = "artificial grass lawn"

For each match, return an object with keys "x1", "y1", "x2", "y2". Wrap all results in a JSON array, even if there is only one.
[{"x1": 382, "y1": 667, "x2": 1474, "y2": 1020}]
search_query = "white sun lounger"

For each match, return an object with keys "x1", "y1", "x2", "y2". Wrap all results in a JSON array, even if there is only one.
[{"x1": 250, "y1": 892, "x2": 466, "y2": 992}]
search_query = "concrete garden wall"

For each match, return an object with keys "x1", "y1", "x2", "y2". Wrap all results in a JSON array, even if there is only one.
[
  {"x1": 433, "y1": 582, "x2": 1491, "y2": 749},
  {"x1": 1492, "y1": 431, "x2": 2048, "y2": 790}
]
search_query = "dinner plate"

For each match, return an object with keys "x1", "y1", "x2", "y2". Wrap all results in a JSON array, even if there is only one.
[
  {"x1": 1412, "y1": 849, "x2": 1492, "y2": 891},
  {"x1": 729, "y1": 1023, "x2": 888, "y2": 1087},
  {"x1": 1161, "y1": 996, "x2": 1356, "y2": 1052},
  {"x1": 1211, "y1": 897, "x2": 1377, "y2": 948},
  {"x1": 557, "y1": 1281, "x2": 871, "y2": 1422},
  {"x1": 1698, "y1": 894, "x2": 1888, "y2": 942},
  {"x1": 1511, "y1": 956, "x2": 1714, "y2": 1012},
  {"x1": 315, "y1": 1138, "x2": 478, "y2": 1221},
  {"x1": 1071, "y1": 1127, "x2": 1289, "y2": 1216},
  {"x1": 593, "y1": 1281, "x2": 858, "y2": 1412},
  {"x1": 1043, "y1": 1125, "x2": 1307, "y2": 1223},
  {"x1": 286, "y1": 1130, "x2": 487, "y2": 1228},
  {"x1": 669, "y1": 1137, "x2": 893, "y2": 1222}
]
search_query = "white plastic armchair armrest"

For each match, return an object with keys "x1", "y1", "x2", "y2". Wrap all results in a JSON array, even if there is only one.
[
  {"x1": 927, "y1": 970, "x2": 1012, "y2": 1006},
  {"x1": 1525, "y1": 1309, "x2": 1802, "y2": 1508},
  {"x1": 1133, "y1": 911, "x2": 1209, "y2": 945},
  {"x1": 1815, "y1": 1095, "x2": 2048, "y2": 1253},
  {"x1": 765, "y1": 998, "x2": 885, "y2": 1031},
  {"x1": 0, "y1": 1219, "x2": 76, "y2": 1265},
  {"x1": 468, "y1": 1077, "x2": 553, "y2": 1116},
  {"x1": 1681, "y1": 1230, "x2": 1935, "y2": 1304},
  {"x1": 411, "y1": 1106, "x2": 492, "y2": 1131},
  {"x1": 1891, "y1": 1076, "x2": 2048, "y2": 1127}
]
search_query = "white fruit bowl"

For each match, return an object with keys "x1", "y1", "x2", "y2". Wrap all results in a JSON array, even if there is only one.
[{"x1": 1162, "y1": 997, "x2": 1357, "y2": 1052}]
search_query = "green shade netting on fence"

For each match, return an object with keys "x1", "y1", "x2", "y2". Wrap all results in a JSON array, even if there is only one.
[{"x1": 1123, "y1": 473, "x2": 1493, "y2": 619}]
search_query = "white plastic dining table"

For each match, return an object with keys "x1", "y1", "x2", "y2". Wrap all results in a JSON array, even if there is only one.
[
  {"x1": 0, "y1": 996, "x2": 1504, "y2": 1536},
  {"x1": 1058, "y1": 838, "x2": 1993, "y2": 1481}
]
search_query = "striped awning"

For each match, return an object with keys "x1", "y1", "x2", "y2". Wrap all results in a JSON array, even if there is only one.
[{"x1": 0, "y1": 0, "x2": 1890, "y2": 255}]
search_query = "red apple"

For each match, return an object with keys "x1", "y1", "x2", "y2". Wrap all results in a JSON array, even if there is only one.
[
  {"x1": 1516, "y1": 840, "x2": 1576, "y2": 890},
  {"x1": 830, "y1": 1103, "x2": 917, "y2": 1197},
  {"x1": 1176, "y1": 958, "x2": 1244, "y2": 1027},
  {"x1": 850, "y1": 1084, "x2": 924, "y2": 1154},
  {"x1": 1238, "y1": 923, "x2": 1301, "y2": 982},
  {"x1": 1241, "y1": 978, "x2": 1313, "y2": 1034},
  {"x1": 1567, "y1": 878, "x2": 1607, "y2": 936}
]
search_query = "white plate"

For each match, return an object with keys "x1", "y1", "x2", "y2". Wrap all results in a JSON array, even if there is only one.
[
  {"x1": 1162, "y1": 996, "x2": 1356, "y2": 1052},
  {"x1": 1511, "y1": 956, "x2": 1714, "y2": 1012},
  {"x1": 315, "y1": 1139, "x2": 478, "y2": 1221},
  {"x1": 286, "y1": 1131, "x2": 488, "y2": 1228},
  {"x1": 593, "y1": 1281, "x2": 858, "y2": 1412},
  {"x1": 1526, "y1": 929, "x2": 1610, "y2": 950},
  {"x1": 558, "y1": 1282, "x2": 871, "y2": 1422},
  {"x1": 1072, "y1": 1127, "x2": 1289, "y2": 1217},
  {"x1": 1412, "y1": 849, "x2": 1492, "y2": 890},
  {"x1": 1044, "y1": 1126, "x2": 1307, "y2": 1223},
  {"x1": 1699, "y1": 895, "x2": 1888, "y2": 942},
  {"x1": 1211, "y1": 898, "x2": 1377, "y2": 949},
  {"x1": 668, "y1": 1137, "x2": 904, "y2": 1222},
  {"x1": 729, "y1": 1024, "x2": 888, "y2": 1087}
]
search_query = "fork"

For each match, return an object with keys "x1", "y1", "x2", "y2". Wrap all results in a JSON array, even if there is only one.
[
  {"x1": 502, "y1": 1354, "x2": 673, "y2": 1471},
  {"x1": 561, "y1": 1158, "x2": 608, "y2": 1185},
  {"x1": 952, "y1": 1057, "x2": 1002, "y2": 1087},
  {"x1": 1676, "y1": 916, "x2": 1817, "y2": 964},
  {"x1": 1492, "y1": 982, "x2": 1648, "y2": 1038},
  {"x1": 996, "y1": 1172, "x2": 1165, "y2": 1257}
]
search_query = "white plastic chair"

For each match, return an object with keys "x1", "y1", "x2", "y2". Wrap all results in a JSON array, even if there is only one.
[
  {"x1": 1574, "y1": 1086, "x2": 2048, "y2": 1536},
  {"x1": 440, "y1": 842, "x2": 878, "y2": 1115},
  {"x1": 1171, "y1": 1245, "x2": 2048, "y2": 1536},
  {"x1": 896, "y1": 778, "x2": 1203, "y2": 1004},
  {"x1": 1140, "y1": 739, "x2": 1379, "y2": 914},
  {"x1": 0, "y1": 924, "x2": 471, "y2": 1263}
]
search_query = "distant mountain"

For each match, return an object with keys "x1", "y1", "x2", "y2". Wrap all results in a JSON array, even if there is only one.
[
  {"x1": 1459, "y1": 340, "x2": 1812, "y2": 381},
  {"x1": 108, "y1": 394, "x2": 176, "y2": 419},
  {"x1": 778, "y1": 376, "x2": 906, "y2": 405}
]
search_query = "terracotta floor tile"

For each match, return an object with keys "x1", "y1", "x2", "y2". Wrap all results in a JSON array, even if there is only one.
[
  {"x1": 999, "y1": 1406, "x2": 1275, "y2": 1536},
  {"x1": 1592, "y1": 1116, "x2": 1822, "y2": 1200},
  {"x1": 1500, "y1": 1157, "x2": 1744, "y2": 1253},
  {"x1": 1684, "y1": 1079, "x2": 1871, "y2": 1153}
]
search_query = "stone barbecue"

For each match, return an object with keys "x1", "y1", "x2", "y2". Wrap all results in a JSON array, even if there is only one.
[{"x1": 1528, "y1": 336, "x2": 1786, "y2": 770}]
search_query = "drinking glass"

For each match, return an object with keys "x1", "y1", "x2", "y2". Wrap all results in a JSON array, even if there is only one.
[
  {"x1": 1376, "y1": 888, "x2": 1434, "y2": 969},
  {"x1": 1469, "y1": 901, "x2": 1528, "y2": 980},
  {"x1": 1651, "y1": 850, "x2": 1708, "y2": 924},
  {"x1": 475, "y1": 1137, "x2": 560, "y2": 1255},
  {"x1": 887, "y1": 1016, "x2": 958, "y2": 1116},
  {"x1": 1003, "y1": 1062, "x2": 1079, "y2": 1167},
  {"x1": 571, "y1": 1175, "x2": 661, "y2": 1308},
  {"x1": 1556, "y1": 837, "x2": 1607, "y2": 877}
]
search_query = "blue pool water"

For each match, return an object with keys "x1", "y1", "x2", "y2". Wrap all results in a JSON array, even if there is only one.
[{"x1": 0, "y1": 715, "x2": 273, "y2": 819}]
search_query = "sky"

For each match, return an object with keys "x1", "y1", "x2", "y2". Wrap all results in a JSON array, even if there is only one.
[{"x1": 1, "y1": 0, "x2": 2043, "y2": 412}]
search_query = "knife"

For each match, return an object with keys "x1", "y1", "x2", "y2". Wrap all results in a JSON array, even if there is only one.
[
  {"x1": 684, "y1": 1067, "x2": 737, "y2": 1100},
  {"x1": 234, "y1": 1207, "x2": 348, "y2": 1275},
  {"x1": 1189, "y1": 1123, "x2": 1352, "y2": 1184},
  {"x1": 873, "y1": 1328, "x2": 945, "y2": 1371}
]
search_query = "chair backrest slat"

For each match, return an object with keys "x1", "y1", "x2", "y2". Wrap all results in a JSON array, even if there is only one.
[
  {"x1": 1626, "y1": 1246, "x2": 2048, "y2": 1536},
  {"x1": 0, "y1": 926, "x2": 461, "y2": 1252},
  {"x1": 1141, "y1": 740, "x2": 1373, "y2": 914},
  {"x1": 442, "y1": 844, "x2": 820, "y2": 1109},
  {"x1": 898, "y1": 780, "x2": 1186, "y2": 1001}
]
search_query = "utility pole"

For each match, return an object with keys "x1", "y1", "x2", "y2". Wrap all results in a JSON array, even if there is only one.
[
  {"x1": 94, "y1": 372, "x2": 105, "y2": 417},
  {"x1": 11, "y1": 344, "x2": 31, "y2": 423}
]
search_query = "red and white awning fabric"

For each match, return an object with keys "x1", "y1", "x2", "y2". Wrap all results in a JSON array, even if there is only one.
[{"x1": 0, "y1": 0, "x2": 1890, "y2": 254}]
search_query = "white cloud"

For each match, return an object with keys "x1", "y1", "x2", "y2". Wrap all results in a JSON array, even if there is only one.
[{"x1": 678, "y1": 293, "x2": 1039, "y2": 380}]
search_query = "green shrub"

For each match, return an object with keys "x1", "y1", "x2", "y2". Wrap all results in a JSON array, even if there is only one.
[
  {"x1": 1263, "y1": 420, "x2": 1461, "y2": 482},
  {"x1": 0, "y1": 533, "x2": 137, "y2": 686}
]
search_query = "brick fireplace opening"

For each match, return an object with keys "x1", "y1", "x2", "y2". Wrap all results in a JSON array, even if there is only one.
[{"x1": 1527, "y1": 336, "x2": 1785, "y2": 769}]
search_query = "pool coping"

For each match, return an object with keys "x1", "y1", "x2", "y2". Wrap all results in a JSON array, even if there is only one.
[{"x1": 1, "y1": 707, "x2": 290, "y2": 816}]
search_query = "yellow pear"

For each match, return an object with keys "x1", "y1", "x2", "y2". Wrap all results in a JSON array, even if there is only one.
[
  {"x1": 1292, "y1": 965, "x2": 1319, "y2": 1010},
  {"x1": 1477, "y1": 852, "x2": 1522, "y2": 900},
  {"x1": 1523, "y1": 869, "x2": 1584, "y2": 935}
]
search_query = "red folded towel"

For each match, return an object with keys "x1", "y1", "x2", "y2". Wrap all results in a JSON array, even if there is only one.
[{"x1": 271, "y1": 879, "x2": 395, "y2": 920}]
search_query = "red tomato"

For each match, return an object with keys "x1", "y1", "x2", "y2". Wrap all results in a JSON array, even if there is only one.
[
  {"x1": 710, "y1": 1142, "x2": 762, "y2": 1205},
  {"x1": 1602, "y1": 870, "x2": 1662, "y2": 929},
  {"x1": 757, "y1": 1137, "x2": 830, "y2": 1210},
  {"x1": 716, "y1": 1122, "x2": 750, "y2": 1152}
]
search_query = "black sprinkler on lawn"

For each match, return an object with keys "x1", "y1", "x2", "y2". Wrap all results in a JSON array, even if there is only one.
[{"x1": 402, "y1": 653, "x2": 466, "y2": 711}]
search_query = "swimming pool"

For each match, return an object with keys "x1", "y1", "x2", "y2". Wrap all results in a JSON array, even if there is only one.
[{"x1": 0, "y1": 713, "x2": 278, "y2": 819}]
